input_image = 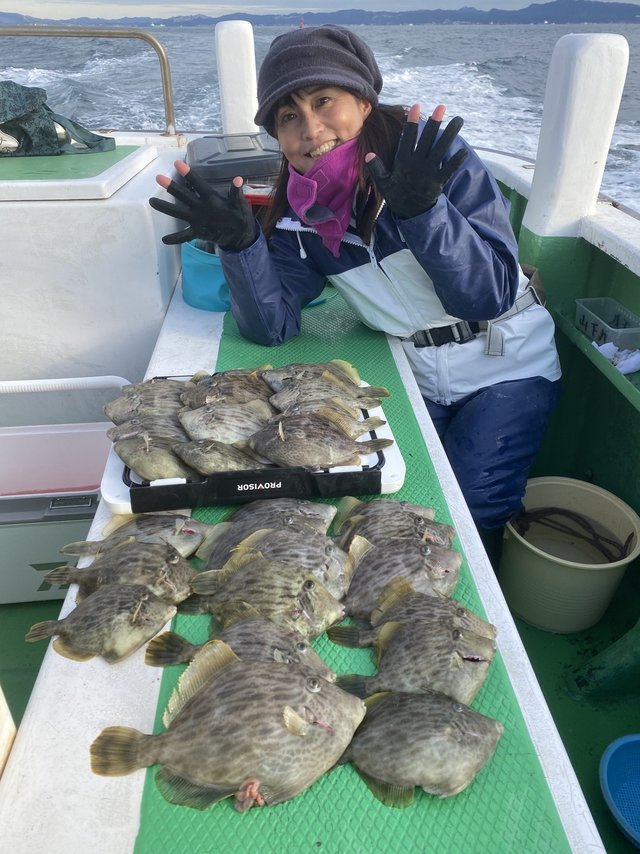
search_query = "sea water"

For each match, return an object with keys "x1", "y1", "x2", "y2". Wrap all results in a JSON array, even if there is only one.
[{"x1": 0, "y1": 22, "x2": 638, "y2": 211}]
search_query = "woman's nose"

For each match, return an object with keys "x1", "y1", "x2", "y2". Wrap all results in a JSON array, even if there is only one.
[{"x1": 300, "y1": 109, "x2": 322, "y2": 139}]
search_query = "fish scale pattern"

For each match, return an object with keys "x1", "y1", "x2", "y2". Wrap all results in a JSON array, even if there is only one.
[{"x1": 134, "y1": 291, "x2": 571, "y2": 853}]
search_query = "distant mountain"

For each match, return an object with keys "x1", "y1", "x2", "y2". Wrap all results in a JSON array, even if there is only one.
[{"x1": 1, "y1": 0, "x2": 640, "y2": 28}]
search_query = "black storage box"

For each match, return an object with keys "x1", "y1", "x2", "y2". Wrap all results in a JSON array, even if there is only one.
[{"x1": 185, "y1": 132, "x2": 281, "y2": 191}]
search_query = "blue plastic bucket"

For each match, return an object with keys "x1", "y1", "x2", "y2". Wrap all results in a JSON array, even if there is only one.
[{"x1": 180, "y1": 240, "x2": 231, "y2": 312}]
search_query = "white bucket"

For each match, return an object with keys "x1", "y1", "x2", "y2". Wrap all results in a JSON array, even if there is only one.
[{"x1": 499, "y1": 477, "x2": 640, "y2": 633}]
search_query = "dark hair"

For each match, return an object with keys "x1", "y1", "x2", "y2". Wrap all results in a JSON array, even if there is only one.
[{"x1": 259, "y1": 102, "x2": 406, "y2": 244}]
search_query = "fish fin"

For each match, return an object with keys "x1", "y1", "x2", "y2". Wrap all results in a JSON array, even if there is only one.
[
  {"x1": 326, "y1": 625, "x2": 373, "y2": 648},
  {"x1": 359, "y1": 438, "x2": 394, "y2": 457},
  {"x1": 370, "y1": 578, "x2": 416, "y2": 626},
  {"x1": 363, "y1": 691, "x2": 393, "y2": 708},
  {"x1": 90, "y1": 726, "x2": 147, "y2": 776},
  {"x1": 335, "y1": 674, "x2": 370, "y2": 699},
  {"x1": 282, "y1": 705, "x2": 311, "y2": 737},
  {"x1": 190, "y1": 569, "x2": 225, "y2": 596},
  {"x1": 375, "y1": 621, "x2": 403, "y2": 665},
  {"x1": 193, "y1": 520, "x2": 234, "y2": 561},
  {"x1": 42, "y1": 564, "x2": 75, "y2": 586},
  {"x1": 58, "y1": 539, "x2": 102, "y2": 557},
  {"x1": 346, "y1": 534, "x2": 375, "y2": 571},
  {"x1": 328, "y1": 359, "x2": 361, "y2": 385},
  {"x1": 315, "y1": 406, "x2": 361, "y2": 438},
  {"x1": 163, "y1": 640, "x2": 239, "y2": 727},
  {"x1": 332, "y1": 496, "x2": 362, "y2": 532},
  {"x1": 354, "y1": 767, "x2": 415, "y2": 808},
  {"x1": 100, "y1": 513, "x2": 140, "y2": 537},
  {"x1": 362, "y1": 384, "x2": 391, "y2": 399},
  {"x1": 24, "y1": 620, "x2": 59, "y2": 643},
  {"x1": 144, "y1": 631, "x2": 200, "y2": 667},
  {"x1": 359, "y1": 416, "x2": 386, "y2": 433},
  {"x1": 231, "y1": 528, "x2": 272, "y2": 551},
  {"x1": 155, "y1": 767, "x2": 235, "y2": 809},
  {"x1": 177, "y1": 593, "x2": 212, "y2": 615},
  {"x1": 217, "y1": 600, "x2": 261, "y2": 628},
  {"x1": 52, "y1": 637, "x2": 96, "y2": 661}
]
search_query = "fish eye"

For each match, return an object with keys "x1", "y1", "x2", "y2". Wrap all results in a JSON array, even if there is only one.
[
  {"x1": 456, "y1": 607, "x2": 466, "y2": 617},
  {"x1": 306, "y1": 677, "x2": 321, "y2": 693},
  {"x1": 452, "y1": 629, "x2": 462, "y2": 640},
  {"x1": 303, "y1": 579, "x2": 315, "y2": 591},
  {"x1": 324, "y1": 545, "x2": 336, "y2": 556},
  {"x1": 296, "y1": 642, "x2": 307, "y2": 652},
  {"x1": 453, "y1": 702, "x2": 463, "y2": 713},
  {"x1": 419, "y1": 544, "x2": 432, "y2": 556}
]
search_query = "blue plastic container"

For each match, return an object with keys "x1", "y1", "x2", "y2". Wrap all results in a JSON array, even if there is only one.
[
  {"x1": 599, "y1": 734, "x2": 640, "y2": 848},
  {"x1": 180, "y1": 240, "x2": 231, "y2": 312}
]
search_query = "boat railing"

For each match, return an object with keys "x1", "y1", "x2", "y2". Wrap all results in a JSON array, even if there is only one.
[{"x1": 0, "y1": 25, "x2": 177, "y2": 136}]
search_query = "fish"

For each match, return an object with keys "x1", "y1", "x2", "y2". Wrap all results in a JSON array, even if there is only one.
[
  {"x1": 335, "y1": 508, "x2": 456, "y2": 551},
  {"x1": 278, "y1": 396, "x2": 366, "y2": 421},
  {"x1": 59, "y1": 511, "x2": 211, "y2": 559},
  {"x1": 332, "y1": 496, "x2": 437, "y2": 531},
  {"x1": 25, "y1": 583, "x2": 176, "y2": 663},
  {"x1": 270, "y1": 405, "x2": 386, "y2": 442},
  {"x1": 106, "y1": 415, "x2": 188, "y2": 444},
  {"x1": 269, "y1": 370, "x2": 389, "y2": 412},
  {"x1": 180, "y1": 370, "x2": 274, "y2": 409},
  {"x1": 104, "y1": 378, "x2": 189, "y2": 424},
  {"x1": 343, "y1": 536, "x2": 462, "y2": 619},
  {"x1": 190, "y1": 552, "x2": 345, "y2": 640},
  {"x1": 196, "y1": 498, "x2": 337, "y2": 569},
  {"x1": 369, "y1": 578, "x2": 497, "y2": 641},
  {"x1": 90, "y1": 640, "x2": 365, "y2": 811},
  {"x1": 245, "y1": 413, "x2": 393, "y2": 470},
  {"x1": 171, "y1": 439, "x2": 273, "y2": 475},
  {"x1": 113, "y1": 434, "x2": 198, "y2": 481},
  {"x1": 228, "y1": 525, "x2": 354, "y2": 600},
  {"x1": 145, "y1": 614, "x2": 336, "y2": 681},
  {"x1": 44, "y1": 540, "x2": 196, "y2": 604},
  {"x1": 340, "y1": 690, "x2": 503, "y2": 805},
  {"x1": 335, "y1": 617, "x2": 496, "y2": 705},
  {"x1": 177, "y1": 399, "x2": 274, "y2": 442},
  {"x1": 259, "y1": 360, "x2": 362, "y2": 392}
]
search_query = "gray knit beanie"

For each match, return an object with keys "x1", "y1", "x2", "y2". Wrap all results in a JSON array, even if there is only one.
[{"x1": 255, "y1": 25, "x2": 383, "y2": 131}]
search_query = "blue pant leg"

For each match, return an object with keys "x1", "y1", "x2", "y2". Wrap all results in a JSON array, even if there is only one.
[{"x1": 424, "y1": 377, "x2": 562, "y2": 529}]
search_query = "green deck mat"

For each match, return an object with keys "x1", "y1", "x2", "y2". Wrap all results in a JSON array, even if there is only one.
[
  {"x1": 134, "y1": 292, "x2": 571, "y2": 854},
  {"x1": 0, "y1": 145, "x2": 139, "y2": 181}
]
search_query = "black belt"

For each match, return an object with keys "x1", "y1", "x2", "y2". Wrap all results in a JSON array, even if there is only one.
[{"x1": 407, "y1": 320, "x2": 484, "y2": 348}]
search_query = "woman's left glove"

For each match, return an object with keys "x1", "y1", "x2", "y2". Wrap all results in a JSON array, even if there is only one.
[
  {"x1": 149, "y1": 168, "x2": 256, "y2": 250},
  {"x1": 365, "y1": 103, "x2": 468, "y2": 220}
]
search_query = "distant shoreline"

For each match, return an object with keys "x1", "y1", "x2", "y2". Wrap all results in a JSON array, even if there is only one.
[{"x1": 2, "y1": 0, "x2": 640, "y2": 29}]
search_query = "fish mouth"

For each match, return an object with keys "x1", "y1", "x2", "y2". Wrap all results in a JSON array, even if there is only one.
[
  {"x1": 461, "y1": 653, "x2": 491, "y2": 664},
  {"x1": 302, "y1": 706, "x2": 334, "y2": 733}
]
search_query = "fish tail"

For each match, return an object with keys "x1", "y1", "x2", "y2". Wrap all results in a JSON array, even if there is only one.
[
  {"x1": 360, "y1": 438, "x2": 394, "y2": 454},
  {"x1": 359, "y1": 416, "x2": 386, "y2": 434},
  {"x1": 326, "y1": 625, "x2": 372, "y2": 648},
  {"x1": 90, "y1": 726, "x2": 149, "y2": 776},
  {"x1": 145, "y1": 632, "x2": 200, "y2": 667},
  {"x1": 361, "y1": 384, "x2": 390, "y2": 399},
  {"x1": 336, "y1": 673, "x2": 371, "y2": 699},
  {"x1": 43, "y1": 565, "x2": 74, "y2": 586},
  {"x1": 59, "y1": 540, "x2": 101, "y2": 557},
  {"x1": 25, "y1": 620, "x2": 59, "y2": 643}
]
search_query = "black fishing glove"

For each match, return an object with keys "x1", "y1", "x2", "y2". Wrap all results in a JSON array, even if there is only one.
[
  {"x1": 366, "y1": 113, "x2": 468, "y2": 220},
  {"x1": 148, "y1": 167, "x2": 256, "y2": 250}
]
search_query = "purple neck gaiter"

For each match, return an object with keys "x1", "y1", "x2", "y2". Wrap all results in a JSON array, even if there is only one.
[{"x1": 286, "y1": 136, "x2": 360, "y2": 258}]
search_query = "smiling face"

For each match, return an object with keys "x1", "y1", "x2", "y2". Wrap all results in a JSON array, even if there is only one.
[{"x1": 273, "y1": 86, "x2": 372, "y2": 174}]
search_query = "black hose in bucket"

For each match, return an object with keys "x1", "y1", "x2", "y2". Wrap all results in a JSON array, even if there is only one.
[{"x1": 511, "y1": 507, "x2": 634, "y2": 564}]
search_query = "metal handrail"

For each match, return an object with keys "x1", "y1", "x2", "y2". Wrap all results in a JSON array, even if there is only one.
[{"x1": 0, "y1": 25, "x2": 177, "y2": 135}]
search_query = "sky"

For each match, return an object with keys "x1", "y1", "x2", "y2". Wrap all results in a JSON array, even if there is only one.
[{"x1": 10, "y1": 0, "x2": 640, "y2": 20}]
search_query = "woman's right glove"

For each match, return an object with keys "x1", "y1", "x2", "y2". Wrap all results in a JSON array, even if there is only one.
[
  {"x1": 149, "y1": 168, "x2": 256, "y2": 250},
  {"x1": 365, "y1": 103, "x2": 468, "y2": 220}
]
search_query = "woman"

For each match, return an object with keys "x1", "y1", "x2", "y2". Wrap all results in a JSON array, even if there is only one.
[{"x1": 149, "y1": 25, "x2": 562, "y2": 567}]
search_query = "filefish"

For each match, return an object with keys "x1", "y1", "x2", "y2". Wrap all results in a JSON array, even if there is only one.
[
  {"x1": 190, "y1": 553, "x2": 345, "y2": 640},
  {"x1": 369, "y1": 578, "x2": 497, "y2": 641},
  {"x1": 178, "y1": 399, "x2": 274, "y2": 443},
  {"x1": 106, "y1": 415, "x2": 188, "y2": 444},
  {"x1": 228, "y1": 525, "x2": 354, "y2": 599},
  {"x1": 245, "y1": 413, "x2": 393, "y2": 470},
  {"x1": 340, "y1": 690, "x2": 503, "y2": 805},
  {"x1": 259, "y1": 360, "x2": 362, "y2": 392},
  {"x1": 25, "y1": 583, "x2": 176, "y2": 663},
  {"x1": 172, "y1": 439, "x2": 273, "y2": 476},
  {"x1": 104, "y1": 378, "x2": 189, "y2": 424},
  {"x1": 343, "y1": 536, "x2": 461, "y2": 619},
  {"x1": 91, "y1": 641, "x2": 365, "y2": 811},
  {"x1": 269, "y1": 405, "x2": 386, "y2": 442},
  {"x1": 145, "y1": 614, "x2": 336, "y2": 682},
  {"x1": 113, "y1": 434, "x2": 198, "y2": 481},
  {"x1": 269, "y1": 370, "x2": 389, "y2": 412},
  {"x1": 332, "y1": 496, "x2": 437, "y2": 531},
  {"x1": 44, "y1": 540, "x2": 195, "y2": 604},
  {"x1": 59, "y1": 511, "x2": 211, "y2": 559},
  {"x1": 329, "y1": 582, "x2": 496, "y2": 648},
  {"x1": 335, "y1": 509, "x2": 456, "y2": 551},
  {"x1": 180, "y1": 370, "x2": 274, "y2": 409},
  {"x1": 335, "y1": 617, "x2": 496, "y2": 705}
]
